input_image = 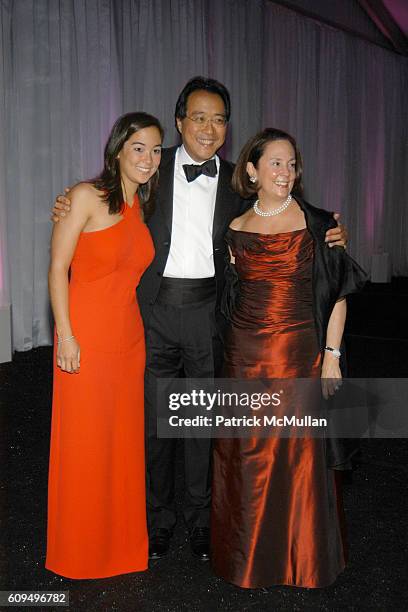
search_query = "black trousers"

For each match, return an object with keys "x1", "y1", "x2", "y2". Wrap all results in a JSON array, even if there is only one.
[{"x1": 144, "y1": 286, "x2": 223, "y2": 534}]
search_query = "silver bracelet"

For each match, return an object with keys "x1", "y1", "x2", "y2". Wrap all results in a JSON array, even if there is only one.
[
  {"x1": 324, "y1": 346, "x2": 341, "y2": 359},
  {"x1": 57, "y1": 335, "x2": 75, "y2": 345}
]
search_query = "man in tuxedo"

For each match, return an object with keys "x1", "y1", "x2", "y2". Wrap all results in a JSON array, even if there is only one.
[
  {"x1": 52, "y1": 76, "x2": 346, "y2": 562},
  {"x1": 138, "y1": 77, "x2": 247, "y2": 562}
]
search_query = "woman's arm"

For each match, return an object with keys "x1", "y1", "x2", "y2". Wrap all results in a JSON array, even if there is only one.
[
  {"x1": 48, "y1": 184, "x2": 93, "y2": 373},
  {"x1": 321, "y1": 297, "x2": 347, "y2": 399}
]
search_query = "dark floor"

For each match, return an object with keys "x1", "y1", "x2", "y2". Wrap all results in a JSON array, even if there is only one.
[{"x1": 1, "y1": 281, "x2": 408, "y2": 611}]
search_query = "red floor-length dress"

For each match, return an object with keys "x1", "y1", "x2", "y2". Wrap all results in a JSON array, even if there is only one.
[
  {"x1": 211, "y1": 228, "x2": 345, "y2": 588},
  {"x1": 46, "y1": 197, "x2": 154, "y2": 579}
]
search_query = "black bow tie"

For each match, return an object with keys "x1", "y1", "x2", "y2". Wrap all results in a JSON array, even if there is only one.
[{"x1": 183, "y1": 158, "x2": 217, "y2": 182}]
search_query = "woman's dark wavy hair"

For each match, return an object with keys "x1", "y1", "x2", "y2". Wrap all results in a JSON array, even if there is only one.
[
  {"x1": 174, "y1": 76, "x2": 231, "y2": 125},
  {"x1": 232, "y1": 128, "x2": 303, "y2": 199},
  {"x1": 92, "y1": 112, "x2": 164, "y2": 219}
]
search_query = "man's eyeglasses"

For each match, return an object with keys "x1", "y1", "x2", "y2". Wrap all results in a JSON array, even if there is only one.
[{"x1": 185, "y1": 114, "x2": 228, "y2": 127}]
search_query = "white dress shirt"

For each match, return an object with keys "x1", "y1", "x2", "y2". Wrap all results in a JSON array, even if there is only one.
[{"x1": 163, "y1": 145, "x2": 219, "y2": 279}]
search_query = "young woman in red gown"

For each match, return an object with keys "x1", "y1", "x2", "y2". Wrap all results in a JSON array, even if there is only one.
[
  {"x1": 47, "y1": 113, "x2": 162, "y2": 578},
  {"x1": 211, "y1": 129, "x2": 366, "y2": 588}
]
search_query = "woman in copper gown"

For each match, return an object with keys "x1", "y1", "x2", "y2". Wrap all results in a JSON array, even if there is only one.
[
  {"x1": 211, "y1": 129, "x2": 366, "y2": 588},
  {"x1": 47, "y1": 113, "x2": 162, "y2": 578}
]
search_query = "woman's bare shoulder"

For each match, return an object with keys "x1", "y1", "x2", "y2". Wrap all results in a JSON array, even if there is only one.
[
  {"x1": 68, "y1": 182, "x2": 103, "y2": 201},
  {"x1": 67, "y1": 182, "x2": 105, "y2": 213}
]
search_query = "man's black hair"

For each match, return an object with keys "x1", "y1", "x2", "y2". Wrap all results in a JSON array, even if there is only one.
[{"x1": 174, "y1": 76, "x2": 231, "y2": 124}]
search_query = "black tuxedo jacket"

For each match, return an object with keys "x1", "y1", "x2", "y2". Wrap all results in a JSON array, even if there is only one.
[{"x1": 137, "y1": 146, "x2": 249, "y2": 331}]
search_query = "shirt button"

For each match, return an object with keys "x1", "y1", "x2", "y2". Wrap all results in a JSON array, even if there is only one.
[{"x1": 163, "y1": 241, "x2": 169, "y2": 246}]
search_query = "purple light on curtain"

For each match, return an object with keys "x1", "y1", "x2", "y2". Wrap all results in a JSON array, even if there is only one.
[{"x1": 365, "y1": 134, "x2": 385, "y2": 249}]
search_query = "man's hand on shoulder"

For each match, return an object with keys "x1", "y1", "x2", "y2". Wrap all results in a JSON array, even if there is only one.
[
  {"x1": 325, "y1": 213, "x2": 348, "y2": 248},
  {"x1": 51, "y1": 187, "x2": 72, "y2": 223}
]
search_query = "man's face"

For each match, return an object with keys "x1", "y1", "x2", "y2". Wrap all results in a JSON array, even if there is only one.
[{"x1": 176, "y1": 90, "x2": 228, "y2": 163}]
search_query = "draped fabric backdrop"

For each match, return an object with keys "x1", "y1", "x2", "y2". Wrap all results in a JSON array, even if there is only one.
[
  {"x1": 0, "y1": 1, "x2": 10, "y2": 309},
  {"x1": 1, "y1": 0, "x2": 407, "y2": 351}
]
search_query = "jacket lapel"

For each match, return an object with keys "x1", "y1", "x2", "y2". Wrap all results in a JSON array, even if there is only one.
[
  {"x1": 157, "y1": 146, "x2": 178, "y2": 235},
  {"x1": 212, "y1": 158, "x2": 234, "y2": 242}
]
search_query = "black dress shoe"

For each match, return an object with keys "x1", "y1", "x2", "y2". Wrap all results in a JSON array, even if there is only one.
[
  {"x1": 190, "y1": 527, "x2": 210, "y2": 561},
  {"x1": 149, "y1": 528, "x2": 171, "y2": 559}
]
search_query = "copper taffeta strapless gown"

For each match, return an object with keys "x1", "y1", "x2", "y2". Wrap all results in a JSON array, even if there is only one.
[
  {"x1": 211, "y1": 228, "x2": 345, "y2": 588},
  {"x1": 46, "y1": 198, "x2": 154, "y2": 578}
]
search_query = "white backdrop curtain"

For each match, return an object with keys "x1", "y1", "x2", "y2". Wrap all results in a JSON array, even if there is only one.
[
  {"x1": 0, "y1": 0, "x2": 11, "y2": 307},
  {"x1": 206, "y1": 0, "x2": 264, "y2": 159},
  {"x1": 262, "y1": 2, "x2": 408, "y2": 275},
  {"x1": 114, "y1": 0, "x2": 209, "y2": 144},
  {"x1": 1, "y1": 0, "x2": 407, "y2": 351}
]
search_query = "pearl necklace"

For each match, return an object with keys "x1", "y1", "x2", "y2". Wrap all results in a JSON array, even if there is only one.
[{"x1": 253, "y1": 194, "x2": 292, "y2": 217}]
